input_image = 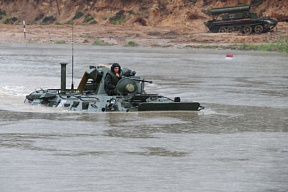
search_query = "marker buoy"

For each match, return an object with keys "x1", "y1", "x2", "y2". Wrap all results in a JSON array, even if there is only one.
[{"x1": 225, "y1": 54, "x2": 233, "y2": 59}]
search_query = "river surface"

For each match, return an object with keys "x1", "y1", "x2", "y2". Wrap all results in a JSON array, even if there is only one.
[{"x1": 0, "y1": 43, "x2": 287, "y2": 192}]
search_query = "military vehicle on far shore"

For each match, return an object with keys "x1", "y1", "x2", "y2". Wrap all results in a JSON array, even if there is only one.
[{"x1": 203, "y1": 5, "x2": 278, "y2": 34}]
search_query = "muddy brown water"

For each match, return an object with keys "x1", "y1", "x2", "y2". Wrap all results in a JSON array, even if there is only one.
[{"x1": 0, "y1": 43, "x2": 287, "y2": 192}]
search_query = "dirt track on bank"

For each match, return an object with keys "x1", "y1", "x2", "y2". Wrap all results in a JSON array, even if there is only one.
[{"x1": 0, "y1": 21, "x2": 287, "y2": 48}]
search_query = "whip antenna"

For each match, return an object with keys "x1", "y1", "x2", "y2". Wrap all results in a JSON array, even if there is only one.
[{"x1": 71, "y1": 21, "x2": 74, "y2": 90}]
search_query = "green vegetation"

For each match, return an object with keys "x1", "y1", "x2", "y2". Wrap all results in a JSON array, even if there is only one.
[
  {"x1": 84, "y1": 14, "x2": 94, "y2": 23},
  {"x1": 2, "y1": 17, "x2": 17, "y2": 24},
  {"x1": 102, "y1": 17, "x2": 107, "y2": 20},
  {"x1": 110, "y1": 15, "x2": 125, "y2": 24},
  {"x1": 65, "y1": 20, "x2": 73, "y2": 25},
  {"x1": 127, "y1": 10, "x2": 135, "y2": 15},
  {"x1": 117, "y1": 15, "x2": 125, "y2": 25},
  {"x1": 109, "y1": 10, "x2": 125, "y2": 25},
  {"x1": 239, "y1": 35, "x2": 288, "y2": 52},
  {"x1": 183, "y1": 35, "x2": 287, "y2": 53},
  {"x1": 126, "y1": 41, "x2": 138, "y2": 46},
  {"x1": 0, "y1": 9, "x2": 6, "y2": 20},
  {"x1": 34, "y1": 13, "x2": 44, "y2": 23},
  {"x1": 73, "y1": 12, "x2": 83, "y2": 20},
  {"x1": 55, "y1": 21, "x2": 61, "y2": 25},
  {"x1": 55, "y1": 40, "x2": 66, "y2": 44},
  {"x1": 92, "y1": 39, "x2": 109, "y2": 46},
  {"x1": 42, "y1": 16, "x2": 56, "y2": 24},
  {"x1": 138, "y1": 7, "x2": 147, "y2": 12}
]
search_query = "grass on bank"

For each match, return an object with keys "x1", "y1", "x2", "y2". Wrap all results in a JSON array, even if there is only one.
[
  {"x1": 187, "y1": 34, "x2": 287, "y2": 53},
  {"x1": 55, "y1": 40, "x2": 66, "y2": 44},
  {"x1": 92, "y1": 39, "x2": 110, "y2": 46},
  {"x1": 239, "y1": 35, "x2": 288, "y2": 52},
  {"x1": 126, "y1": 41, "x2": 138, "y2": 46}
]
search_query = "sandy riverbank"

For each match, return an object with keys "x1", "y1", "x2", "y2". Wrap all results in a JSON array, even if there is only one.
[{"x1": 0, "y1": 21, "x2": 287, "y2": 48}]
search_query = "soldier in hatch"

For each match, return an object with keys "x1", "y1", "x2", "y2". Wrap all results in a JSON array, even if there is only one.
[{"x1": 104, "y1": 63, "x2": 122, "y2": 95}]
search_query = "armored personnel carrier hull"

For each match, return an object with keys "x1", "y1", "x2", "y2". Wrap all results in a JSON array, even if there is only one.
[
  {"x1": 203, "y1": 5, "x2": 278, "y2": 34},
  {"x1": 25, "y1": 63, "x2": 203, "y2": 112}
]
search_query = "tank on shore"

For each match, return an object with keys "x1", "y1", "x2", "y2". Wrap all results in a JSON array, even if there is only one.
[
  {"x1": 25, "y1": 63, "x2": 203, "y2": 112},
  {"x1": 203, "y1": 4, "x2": 278, "y2": 34}
]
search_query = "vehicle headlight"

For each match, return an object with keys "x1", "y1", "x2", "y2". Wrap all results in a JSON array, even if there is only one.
[{"x1": 108, "y1": 98, "x2": 116, "y2": 107}]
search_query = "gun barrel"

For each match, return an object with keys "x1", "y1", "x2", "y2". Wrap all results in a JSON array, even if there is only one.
[{"x1": 130, "y1": 78, "x2": 153, "y2": 84}]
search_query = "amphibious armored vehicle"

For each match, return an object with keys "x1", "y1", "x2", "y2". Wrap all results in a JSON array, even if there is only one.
[
  {"x1": 203, "y1": 5, "x2": 278, "y2": 34},
  {"x1": 25, "y1": 63, "x2": 203, "y2": 112}
]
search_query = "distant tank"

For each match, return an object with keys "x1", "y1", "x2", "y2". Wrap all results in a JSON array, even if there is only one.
[
  {"x1": 25, "y1": 63, "x2": 203, "y2": 112},
  {"x1": 203, "y1": 5, "x2": 278, "y2": 34}
]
